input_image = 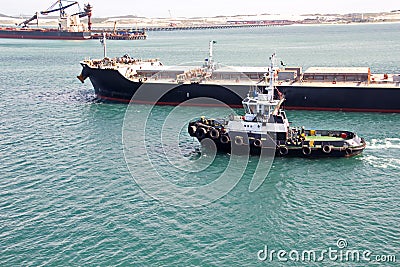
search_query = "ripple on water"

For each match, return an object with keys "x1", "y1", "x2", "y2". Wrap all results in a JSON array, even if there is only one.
[{"x1": 1, "y1": 26, "x2": 400, "y2": 266}]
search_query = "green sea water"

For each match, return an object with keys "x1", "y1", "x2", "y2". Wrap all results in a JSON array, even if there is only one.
[{"x1": 1, "y1": 23, "x2": 400, "y2": 266}]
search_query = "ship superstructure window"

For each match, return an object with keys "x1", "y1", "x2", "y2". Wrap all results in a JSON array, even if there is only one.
[
  {"x1": 336, "y1": 75, "x2": 345, "y2": 81},
  {"x1": 243, "y1": 104, "x2": 250, "y2": 114},
  {"x1": 264, "y1": 106, "x2": 271, "y2": 115}
]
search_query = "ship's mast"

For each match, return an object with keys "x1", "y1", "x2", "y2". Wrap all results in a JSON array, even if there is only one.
[
  {"x1": 59, "y1": 0, "x2": 65, "y2": 18},
  {"x1": 206, "y1": 40, "x2": 217, "y2": 70},
  {"x1": 209, "y1": 40, "x2": 214, "y2": 63},
  {"x1": 266, "y1": 53, "x2": 277, "y2": 101},
  {"x1": 100, "y1": 32, "x2": 107, "y2": 58},
  {"x1": 248, "y1": 53, "x2": 283, "y2": 118}
]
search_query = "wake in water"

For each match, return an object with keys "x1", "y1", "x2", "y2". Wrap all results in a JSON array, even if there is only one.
[
  {"x1": 366, "y1": 138, "x2": 400, "y2": 150},
  {"x1": 361, "y1": 138, "x2": 400, "y2": 169},
  {"x1": 36, "y1": 89, "x2": 96, "y2": 104},
  {"x1": 361, "y1": 155, "x2": 400, "y2": 169}
]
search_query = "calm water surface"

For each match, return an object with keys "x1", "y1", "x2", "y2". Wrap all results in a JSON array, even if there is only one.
[{"x1": 0, "y1": 23, "x2": 399, "y2": 266}]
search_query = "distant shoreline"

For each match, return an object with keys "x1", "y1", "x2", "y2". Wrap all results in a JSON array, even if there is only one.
[
  {"x1": 1, "y1": 11, "x2": 400, "y2": 30},
  {"x1": 2, "y1": 20, "x2": 400, "y2": 31}
]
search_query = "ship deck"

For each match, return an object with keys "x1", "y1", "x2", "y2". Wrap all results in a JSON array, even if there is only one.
[
  {"x1": 142, "y1": 78, "x2": 260, "y2": 86},
  {"x1": 279, "y1": 80, "x2": 400, "y2": 88},
  {"x1": 83, "y1": 60, "x2": 400, "y2": 88},
  {"x1": 134, "y1": 77, "x2": 400, "y2": 88}
]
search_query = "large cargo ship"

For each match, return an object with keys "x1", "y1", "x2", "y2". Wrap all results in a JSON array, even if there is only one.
[
  {"x1": 77, "y1": 41, "x2": 400, "y2": 113},
  {"x1": 0, "y1": 1, "x2": 92, "y2": 40},
  {"x1": 0, "y1": 27, "x2": 91, "y2": 40}
]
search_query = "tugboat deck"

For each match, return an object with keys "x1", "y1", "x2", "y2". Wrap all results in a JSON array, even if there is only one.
[{"x1": 304, "y1": 136, "x2": 343, "y2": 141}]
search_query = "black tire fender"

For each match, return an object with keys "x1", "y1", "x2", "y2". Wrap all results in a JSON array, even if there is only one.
[
  {"x1": 209, "y1": 128, "x2": 220, "y2": 139},
  {"x1": 220, "y1": 135, "x2": 230, "y2": 144},
  {"x1": 322, "y1": 145, "x2": 332, "y2": 154},
  {"x1": 279, "y1": 146, "x2": 289, "y2": 155},
  {"x1": 234, "y1": 136, "x2": 244, "y2": 146},
  {"x1": 302, "y1": 146, "x2": 312, "y2": 155},
  {"x1": 188, "y1": 125, "x2": 197, "y2": 136},
  {"x1": 345, "y1": 147, "x2": 353, "y2": 155},
  {"x1": 253, "y1": 139, "x2": 262, "y2": 148},
  {"x1": 195, "y1": 127, "x2": 207, "y2": 139}
]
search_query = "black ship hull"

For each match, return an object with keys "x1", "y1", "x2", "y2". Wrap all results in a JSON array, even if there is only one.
[
  {"x1": 278, "y1": 85, "x2": 400, "y2": 113},
  {"x1": 81, "y1": 65, "x2": 246, "y2": 107},
  {"x1": 80, "y1": 64, "x2": 400, "y2": 112},
  {"x1": 0, "y1": 28, "x2": 90, "y2": 40}
]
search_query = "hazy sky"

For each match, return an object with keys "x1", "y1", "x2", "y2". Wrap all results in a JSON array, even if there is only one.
[{"x1": 1, "y1": 0, "x2": 399, "y2": 17}]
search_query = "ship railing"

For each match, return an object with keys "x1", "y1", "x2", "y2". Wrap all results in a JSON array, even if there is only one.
[
  {"x1": 176, "y1": 67, "x2": 209, "y2": 83},
  {"x1": 84, "y1": 56, "x2": 162, "y2": 68}
]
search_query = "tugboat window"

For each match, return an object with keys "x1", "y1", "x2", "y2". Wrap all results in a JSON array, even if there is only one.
[
  {"x1": 243, "y1": 104, "x2": 250, "y2": 114},
  {"x1": 249, "y1": 105, "x2": 256, "y2": 114}
]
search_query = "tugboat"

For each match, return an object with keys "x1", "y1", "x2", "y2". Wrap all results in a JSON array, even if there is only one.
[{"x1": 188, "y1": 54, "x2": 366, "y2": 158}]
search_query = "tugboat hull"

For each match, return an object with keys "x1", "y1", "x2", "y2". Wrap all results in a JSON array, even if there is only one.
[{"x1": 188, "y1": 121, "x2": 366, "y2": 158}]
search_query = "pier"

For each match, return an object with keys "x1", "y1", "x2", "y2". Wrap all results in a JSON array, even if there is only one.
[
  {"x1": 143, "y1": 21, "x2": 294, "y2": 31},
  {"x1": 91, "y1": 21, "x2": 294, "y2": 35},
  {"x1": 90, "y1": 29, "x2": 147, "y2": 40}
]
